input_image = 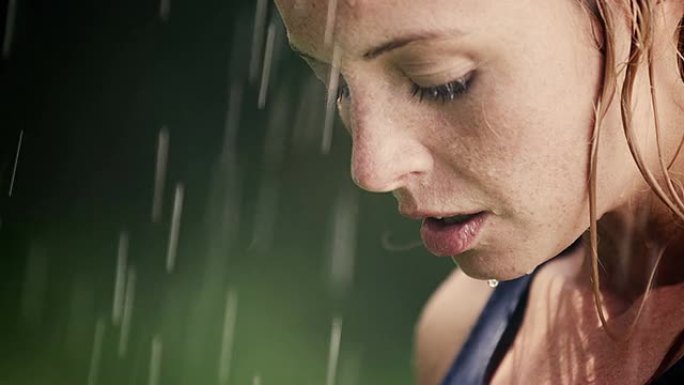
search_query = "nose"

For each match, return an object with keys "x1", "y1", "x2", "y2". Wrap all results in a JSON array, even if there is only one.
[{"x1": 348, "y1": 100, "x2": 433, "y2": 193}]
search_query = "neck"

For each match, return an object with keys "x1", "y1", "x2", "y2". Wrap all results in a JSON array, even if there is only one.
[
  {"x1": 580, "y1": 57, "x2": 684, "y2": 312},
  {"x1": 586, "y1": 130, "x2": 684, "y2": 314},
  {"x1": 593, "y1": 202, "x2": 684, "y2": 299}
]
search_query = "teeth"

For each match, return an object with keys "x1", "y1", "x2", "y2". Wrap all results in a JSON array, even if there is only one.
[{"x1": 431, "y1": 214, "x2": 476, "y2": 224}]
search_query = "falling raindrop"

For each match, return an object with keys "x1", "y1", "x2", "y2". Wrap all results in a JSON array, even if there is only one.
[
  {"x1": 159, "y1": 0, "x2": 170, "y2": 22},
  {"x1": 112, "y1": 230, "x2": 129, "y2": 326},
  {"x1": 258, "y1": 22, "x2": 277, "y2": 110},
  {"x1": 152, "y1": 127, "x2": 169, "y2": 223},
  {"x1": 252, "y1": 374, "x2": 262, "y2": 385},
  {"x1": 328, "y1": 188, "x2": 358, "y2": 299},
  {"x1": 217, "y1": 289, "x2": 238, "y2": 385},
  {"x1": 249, "y1": 0, "x2": 269, "y2": 82},
  {"x1": 487, "y1": 279, "x2": 499, "y2": 288},
  {"x1": 205, "y1": 83, "x2": 243, "y2": 255},
  {"x1": 324, "y1": 0, "x2": 338, "y2": 47},
  {"x1": 261, "y1": 84, "x2": 290, "y2": 167},
  {"x1": 292, "y1": 75, "x2": 325, "y2": 153},
  {"x1": 250, "y1": 85, "x2": 290, "y2": 253},
  {"x1": 326, "y1": 316, "x2": 343, "y2": 385},
  {"x1": 147, "y1": 335, "x2": 163, "y2": 385},
  {"x1": 322, "y1": 44, "x2": 342, "y2": 155},
  {"x1": 2, "y1": 0, "x2": 17, "y2": 59},
  {"x1": 166, "y1": 183, "x2": 184, "y2": 273},
  {"x1": 119, "y1": 266, "x2": 136, "y2": 357},
  {"x1": 87, "y1": 318, "x2": 106, "y2": 385},
  {"x1": 8, "y1": 129, "x2": 23, "y2": 197},
  {"x1": 249, "y1": 176, "x2": 279, "y2": 254},
  {"x1": 221, "y1": 84, "x2": 243, "y2": 158}
]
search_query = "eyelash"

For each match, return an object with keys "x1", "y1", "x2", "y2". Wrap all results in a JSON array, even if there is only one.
[
  {"x1": 336, "y1": 74, "x2": 472, "y2": 104},
  {"x1": 411, "y1": 76, "x2": 472, "y2": 103},
  {"x1": 336, "y1": 79, "x2": 351, "y2": 102}
]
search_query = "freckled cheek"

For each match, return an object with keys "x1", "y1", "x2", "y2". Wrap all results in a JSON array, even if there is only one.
[
  {"x1": 433, "y1": 97, "x2": 530, "y2": 169},
  {"x1": 488, "y1": 119, "x2": 589, "y2": 220},
  {"x1": 439, "y1": 93, "x2": 589, "y2": 209}
]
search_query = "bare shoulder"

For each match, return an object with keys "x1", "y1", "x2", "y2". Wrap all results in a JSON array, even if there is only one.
[{"x1": 413, "y1": 269, "x2": 494, "y2": 385}]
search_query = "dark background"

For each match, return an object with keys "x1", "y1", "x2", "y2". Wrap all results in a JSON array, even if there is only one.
[{"x1": 0, "y1": 0, "x2": 452, "y2": 383}]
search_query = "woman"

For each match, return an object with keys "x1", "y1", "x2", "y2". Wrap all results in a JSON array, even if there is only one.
[{"x1": 275, "y1": 0, "x2": 684, "y2": 383}]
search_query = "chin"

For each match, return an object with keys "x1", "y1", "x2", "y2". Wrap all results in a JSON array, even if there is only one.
[{"x1": 452, "y1": 248, "x2": 543, "y2": 282}]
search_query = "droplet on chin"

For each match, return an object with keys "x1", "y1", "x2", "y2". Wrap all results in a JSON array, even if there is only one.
[{"x1": 487, "y1": 279, "x2": 499, "y2": 288}]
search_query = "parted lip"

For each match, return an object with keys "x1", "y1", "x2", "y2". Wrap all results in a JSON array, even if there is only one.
[
  {"x1": 399, "y1": 209, "x2": 483, "y2": 221},
  {"x1": 420, "y1": 212, "x2": 488, "y2": 256}
]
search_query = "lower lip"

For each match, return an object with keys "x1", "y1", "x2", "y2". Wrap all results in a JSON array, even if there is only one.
[{"x1": 420, "y1": 212, "x2": 488, "y2": 256}]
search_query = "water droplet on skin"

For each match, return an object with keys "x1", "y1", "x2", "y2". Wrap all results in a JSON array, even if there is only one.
[{"x1": 487, "y1": 279, "x2": 499, "y2": 288}]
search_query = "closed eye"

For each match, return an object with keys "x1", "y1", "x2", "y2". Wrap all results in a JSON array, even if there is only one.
[
  {"x1": 335, "y1": 73, "x2": 473, "y2": 104},
  {"x1": 411, "y1": 73, "x2": 473, "y2": 103}
]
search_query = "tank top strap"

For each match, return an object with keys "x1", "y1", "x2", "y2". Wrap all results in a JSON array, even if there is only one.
[
  {"x1": 649, "y1": 328, "x2": 684, "y2": 384},
  {"x1": 440, "y1": 258, "x2": 684, "y2": 385},
  {"x1": 441, "y1": 273, "x2": 533, "y2": 385},
  {"x1": 652, "y1": 357, "x2": 684, "y2": 384}
]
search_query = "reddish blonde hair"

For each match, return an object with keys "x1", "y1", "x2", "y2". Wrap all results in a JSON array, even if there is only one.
[{"x1": 584, "y1": 0, "x2": 684, "y2": 339}]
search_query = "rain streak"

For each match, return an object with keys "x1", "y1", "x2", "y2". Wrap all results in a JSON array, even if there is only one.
[{"x1": 0, "y1": 1, "x2": 452, "y2": 384}]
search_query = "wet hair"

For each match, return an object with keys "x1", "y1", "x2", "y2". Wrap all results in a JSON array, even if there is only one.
[{"x1": 583, "y1": 0, "x2": 684, "y2": 343}]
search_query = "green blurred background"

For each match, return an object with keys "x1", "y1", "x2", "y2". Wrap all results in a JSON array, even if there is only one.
[{"x1": 0, "y1": 0, "x2": 453, "y2": 383}]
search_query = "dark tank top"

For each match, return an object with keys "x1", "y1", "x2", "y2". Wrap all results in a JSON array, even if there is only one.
[{"x1": 440, "y1": 259, "x2": 684, "y2": 385}]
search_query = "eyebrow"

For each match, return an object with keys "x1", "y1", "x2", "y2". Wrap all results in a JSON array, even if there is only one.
[
  {"x1": 289, "y1": 29, "x2": 463, "y2": 65},
  {"x1": 363, "y1": 33, "x2": 439, "y2": 60}
]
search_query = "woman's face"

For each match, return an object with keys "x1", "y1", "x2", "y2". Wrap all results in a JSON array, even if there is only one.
[{"x1": 277, "y1": 0, "x2": 634, "y2": 280}]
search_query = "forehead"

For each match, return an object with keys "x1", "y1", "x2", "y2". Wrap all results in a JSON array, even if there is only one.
[{"x1": 275, "y1": 0, "x2": 486, "y2": 59}]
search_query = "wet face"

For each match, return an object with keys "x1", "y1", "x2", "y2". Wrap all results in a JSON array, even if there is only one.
[{"x1": 276, "y1": 0, "x2": 640, "y2": 280}]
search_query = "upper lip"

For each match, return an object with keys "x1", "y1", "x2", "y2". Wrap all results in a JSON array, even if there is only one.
[{"x1": 399, "y1": 210, "x2": 482, "y2": 220}]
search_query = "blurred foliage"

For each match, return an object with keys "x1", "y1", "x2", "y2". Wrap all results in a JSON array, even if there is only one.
[{"x1": 0, "y1": 0, "x2": 452, "y2": 384}]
